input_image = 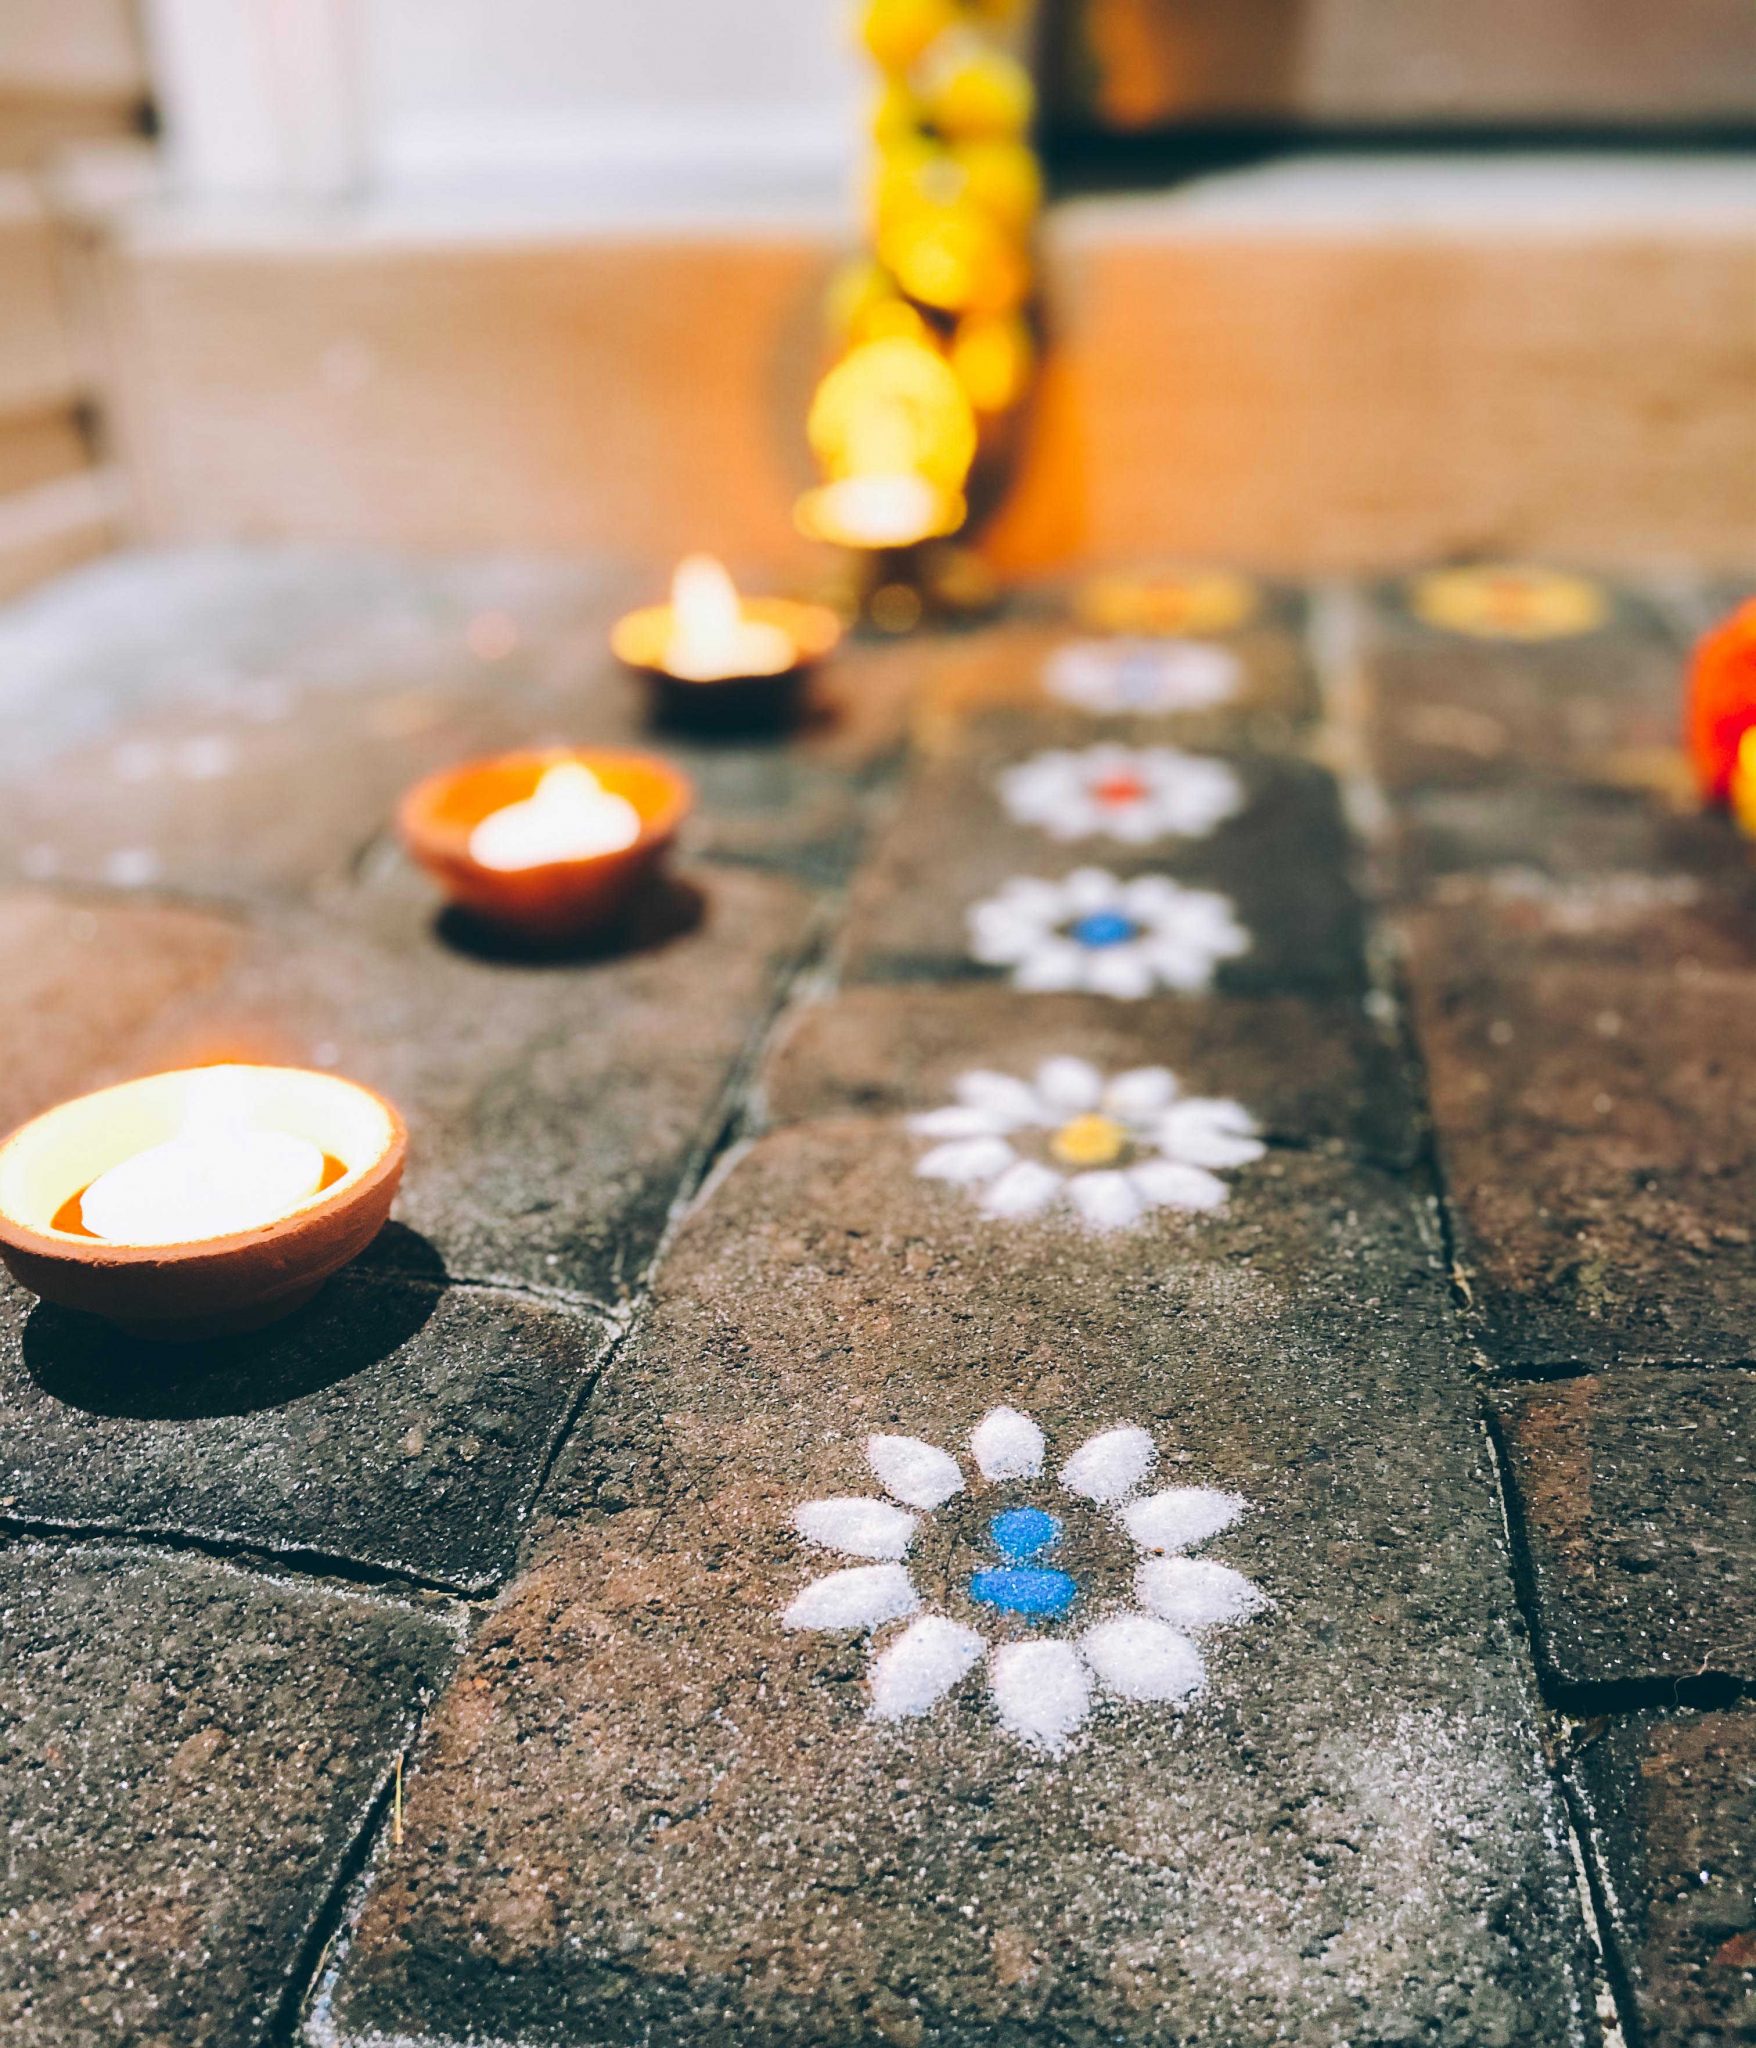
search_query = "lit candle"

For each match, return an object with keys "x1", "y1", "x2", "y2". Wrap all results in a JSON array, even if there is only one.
[
  {"x1": 800, "y1": 473, "x2": 955, "y2": 550},
  {"x1": 662, "y1": 555, "x2": 795, "y2": 681},
  {"x1": 468, "y1": 761, "x2": 643, "y2": 871},
  {"x1": 79, "y1": 1066, "x2": 326, "y2": 1246}
]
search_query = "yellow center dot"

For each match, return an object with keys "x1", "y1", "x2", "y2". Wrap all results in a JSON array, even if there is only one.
[{"x1": 1050, "y1": 1113, "x2": 1128, "y2": 1168}]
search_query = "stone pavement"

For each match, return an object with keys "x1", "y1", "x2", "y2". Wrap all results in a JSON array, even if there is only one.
[{"x1": 0, "y1": 549, "x2": 1748, "y2": 2046}]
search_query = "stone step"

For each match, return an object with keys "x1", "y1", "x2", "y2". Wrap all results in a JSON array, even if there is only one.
[{"x1": 79, "y1": 155, "x2": 1756, "y2": 573}]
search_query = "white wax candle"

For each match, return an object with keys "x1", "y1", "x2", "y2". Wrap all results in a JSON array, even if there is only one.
[
  {"x1": 468, "y1": 762, "x2": 642, "y2": 871},
  {"x1": 80, "y1": 1068, "x2": 326, "y2": 1244},
  {"x1": 664, "y1": 554, "x2": 795, "y2": 681}
]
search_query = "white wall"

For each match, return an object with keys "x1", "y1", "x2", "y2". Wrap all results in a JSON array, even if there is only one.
[{"x1": 142, "y1": 0, "x2": 862, "y2": 208}]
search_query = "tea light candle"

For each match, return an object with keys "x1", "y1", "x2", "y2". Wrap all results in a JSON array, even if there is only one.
[
  {"x1": 796, "y1": 473, "x2": 964, "y2": 552},
  {"x1": 611, "y1": 560, "x2": 841, "y2": 733},
  {"x1": 662, "y1": 555, "x2": 795, "y2": 681},
  {"x1": 80, "y1": 1066, "x2": 325, "y2": 1245},
  {"x1": 469, "y1": 761, "x2": 642, "y2": 871}
]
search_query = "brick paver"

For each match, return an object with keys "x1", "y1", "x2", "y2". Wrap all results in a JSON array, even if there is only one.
[
  {"x1": 1568, "y1": 1711, "x2": 1756, "y2": 2048},
  {"x1": 0, "y1": 1539, "x2": 456, "y2": 2047}
]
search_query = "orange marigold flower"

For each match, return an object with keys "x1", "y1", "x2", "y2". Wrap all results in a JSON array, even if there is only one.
[{"x1": 1688, "y1": 598, "x2": 1756, "y2": 802}]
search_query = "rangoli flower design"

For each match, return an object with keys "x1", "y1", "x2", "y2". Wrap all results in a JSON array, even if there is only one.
[
  {"x1": 911, "y1": 1056, "x2": 1264, "y2": 1227},
  {"x1": 1044, "y1": 638, "x2": 1240, "y2": 716},
  {"x1": 997, "y1": 743, "x2": 1244, "y2": 845},
  {"x1": 783, "y1": 1407, "x2": 1268, "y2": 1754},
  {"x1": 968, "y1": 867, "x2": 1250, "y2": 999}
]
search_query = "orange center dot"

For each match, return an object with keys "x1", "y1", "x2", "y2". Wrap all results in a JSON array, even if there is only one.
[
  {"x1": 1090, "y1": 774, "x2": 1148, "y2": 806},
  {"x1": 1050, "y1": 1113, "x2": 1127, "y2": 1168}
]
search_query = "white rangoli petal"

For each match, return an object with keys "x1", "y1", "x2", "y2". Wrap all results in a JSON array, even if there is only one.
[
  {"x1": 1135, "y1": 1555, "x2": 1268, "y2": 1629},
  {"x1": 970, "y1": 1405, "x2": 1045, "y2": 1481},
  {"x1": 1034, "y1": 1056, "x2": 1104, "y2": 1113},
  {"x1": 1079, "y1": 1615, "x2": 1206, "y2": 1702},
  {"x1": 792, "y1": 1497, "x2": 919, "y2": 1561},
  {"x1": 868, "y1": 1615, "x2": 985, "y2": 1720},
  {"x1": 1060, "y1": 1424, "x2": 1156, "y2": 1502},
  {"x1": 914, "y1": 1135, "x2": 1016, "y2": 1184},
  {"x1": 988, "y1": 1639, "x2": 1092, "y2": 1753},
  {"x1": 867, "y1": 1434, "x2": 963, "y2": 1510},
  {"x1": 954, "y1": 1070, "x2": 1044, "y2": 1125},
  {"x1": 908, "y1": 1104, "x2": 1010, "y2": 1140},
  {"x1": 1063, "y1": 866, "x2": 1120, "y2": 914},
  {"x1": 1067, "y1": 1169, "x2": 1146, "y2": 1230},
  {"x1": 1128, "y1": 1158, "x2": 1230, "y2": 1212},
  {"x1": 1121, "y1": 1486, "x2": 1248, "y2": 1553},
  {"x1": 1159, "y1": 1099, "x2": 1266, "y2": 1168},
  {"x1": 1012, "y1": 940, "x2": 1085, "y2": 992},
  {"x1": 968, "y1": 913, "x2": 1040, "y2": 965},
  {"x1": 782, "y1": 1564, "x2": 917, "y2": 1633},
  {"x1": 1103, "y1": 1066, "x2": 1179, "y2": 1120},
  {"x1": 1083, "y1": 948, "x2": 1157, "y2": 1001},
  {"x1": 979, "y1": 1159, "x2": 1064, "y2": 1219}
]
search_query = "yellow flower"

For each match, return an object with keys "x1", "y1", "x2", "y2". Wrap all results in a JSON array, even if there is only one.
[
  {"x1": 879, "y1": 196, "x2": 1028, "y2": 314},
  {"x1": 808, "y1": 336, "x2": 978, "y2": 492},
  {"x1": 950, "y1": 310, "x2": 1034, "y2": 412},
  {"x1": 859, "y1": 0, "x2": 958, "y2": 75},
  {"x1": 921, "y1": 39, "x2": 1035, "y2": 140},
  {"x1": 954, "y1": 139, "x2": 1042, "y2": 231}
]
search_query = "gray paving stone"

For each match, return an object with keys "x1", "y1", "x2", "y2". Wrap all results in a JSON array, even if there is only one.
[
  {"x1": 1407, "y1": 922, "x2": 1756, "y2": 1369},
  {"x1": 0, "y1": 1536, "x2": 456, "y2": 2048},
  {"x1": 1365, "y1": 579, "x2": 1684, "y2": 796},
  {"x1": 0, "y1": 889, "x2": 244, "y2": 1134},
  {"x1": 322, "y1": 1127, "x2": 1590, "y2": 2048},
  {"x1": 761, "y1": 981, "x2": 1421, "y2": 1169},
  {"x1": 913, "y1": 603, "x2": 1320, "y2": 751},
  {"x1": 1491, "y1": 1371, "x2": 1756, "y2": 1692},
  {"x1": 842, "y1": 747, "x2": 1368, "y2": 998},
  {"x1": 0, "y1": 1269, "x2": 613, "y2": 1593},
  {"x1": 0, "y1": 865, "x2": 815, "y2": 1305},
  {"x1": 1569, "y1": 1710, "x2": 1756, "y2": 2048}
]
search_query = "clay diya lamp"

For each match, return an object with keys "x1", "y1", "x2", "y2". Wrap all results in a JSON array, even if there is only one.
[
  {"x1": 398, "y1": 745, "x2": 692, "y2": 943},
  {"x1": 611, "y1": 554, "x2": 841, "y2": 732},
  {"x1": 794, "y1": 474, "x2": 977, "y2": 631},
  {"x1": 0, "y1": 1063, "x2": 407, "y2": 1339}
]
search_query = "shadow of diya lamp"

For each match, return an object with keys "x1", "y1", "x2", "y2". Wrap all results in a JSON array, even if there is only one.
[
  {"x1": 398, "y1": 746, "x2": 693, "y2": 943},
  {"x1": 611, "y1": 555, "x2": 841, "y2": 733},
  {"x1": 0, "y1": 1064, "x2": 407, "y2": 1339}
]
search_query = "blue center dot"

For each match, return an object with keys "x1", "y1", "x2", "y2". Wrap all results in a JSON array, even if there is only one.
[
  {"x1": 969, "y1": 1508, "x2": 1078, "y2": 1621},
  {"x1": 1069, "y1": 910, "x2": 1138, "y2": 950}
]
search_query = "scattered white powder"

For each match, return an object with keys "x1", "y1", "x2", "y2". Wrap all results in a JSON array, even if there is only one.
[
  {"x1": 792, "y1": 1498, "x2": 918, "y2": 1562},
  {"x1": 1121, "y1": 1487, "x2": 1246, "y2": 1553},
  {"x1": 868, "y1": 1616, "x2": 983, "y2": 1720},
  {"x1": 1080, "y1": 1614, "x2": 1206, "y2": 1702},
  {"x1": 1060, "y1": 1424, "x2": 1156, "y2": 1502},
  {"x1": 970, "y1": 1406, "x2": 1045, "y2": 1482},
  {"x1": 1136, "y1": 1555, "x2": 1267, "y2": 1628},
  {"x1": 988, "y1": 1640, "x2": 1091, "y2": 1753},
  {"x1": 782, "y1": 1564, "x2": 917, "y2": 1633},
  {"x1": 867, "y1": 1434, "x2": 963, "y2": 1510}
]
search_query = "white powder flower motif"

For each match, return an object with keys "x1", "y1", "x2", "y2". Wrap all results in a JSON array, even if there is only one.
[
  {"x1": 911, "y1": 1056, "x2": 1264, "y2": 1228},
  {"x1": 968, "y1": 867, "x2": 1250, "y2": 999},
  {"x1": 1044, "y1": 638, "x2": 1241, "y2": 716},
  {"x1": 997, "y1": 743, "x2": 1244, "y2": 846},
  {"x1": 782, "y1": 1408, "x2": 1269, "y2": 1755}
]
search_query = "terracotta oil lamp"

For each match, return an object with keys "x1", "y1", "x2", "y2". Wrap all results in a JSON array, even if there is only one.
[
  {"x1": 611, "y1": 554, "x2": 841, "y2": 731},
  {"x1": 398, "y1": 746, "x2": 692, "y2": 942},
  {"x1": 0, "y1": 1063, "x2": 407, "y2": 1339}
]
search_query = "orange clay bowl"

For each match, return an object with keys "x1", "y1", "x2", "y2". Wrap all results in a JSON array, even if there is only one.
[
  {"x1": 611, "y1": 598, "x2": 841, "y2": 732},
  {"x1": 0, "y1": 1066, "x2": 407, "y2": 1340},
  {"x1": 398, "y1": 747, "x2": 694, "y2": 941}
]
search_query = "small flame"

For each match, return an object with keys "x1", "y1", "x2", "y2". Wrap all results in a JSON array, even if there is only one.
[
  {"x1": 663, "y1": 555, "x2": 794, "y2": 681},
  {"x1": 469, "y1": 760, "x2": 642, "y2": 871}
]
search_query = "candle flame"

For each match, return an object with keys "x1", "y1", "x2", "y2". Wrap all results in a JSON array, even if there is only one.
[
  {"x1": 665, "y1": 555, "x2": 794, "y2": 682},
  {"x1": 469, "y1": 759, "x2": 644, "y2": 870}
]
